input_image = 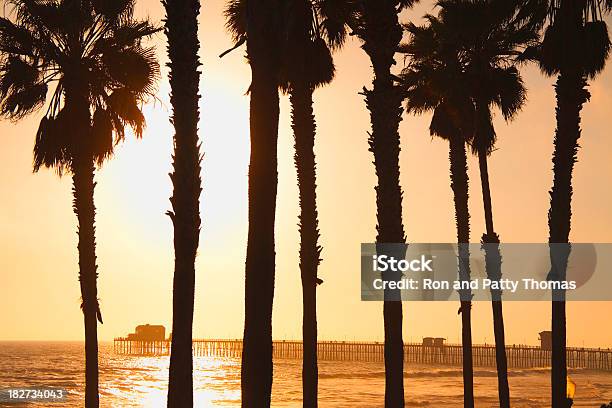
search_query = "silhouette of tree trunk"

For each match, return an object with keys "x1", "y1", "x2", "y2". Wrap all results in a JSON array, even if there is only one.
[
  {"x1": 548, "y1": 68, "x2": 589, "y2": 408},
  {"x1": 66, "y1": 82, "x2": 101, "y2": 408},
  {"x1": 73, "y1": 154, "x2": 101, "y2": 408},
  {"x1": 360, "y1": 2, "x2": 406, "y2": 406},
  {"x1": 241, "y1": 1, "x2": 281, "y2": 406},
  {"x1": 471, "y1": 92, "x2": 510, "y2": 407},
  {"x1": 448, "y1": 134, "x2": 474, "y2": 408},
  {"x1": 290, "y1": 82, "x2": 322, "y2": 408},
  {"x1": 163, "y1": 0, "x2": 203, "y2": 406},
  {"x1": 476, "y1": 146, "x2": 510, "y2": 408}
]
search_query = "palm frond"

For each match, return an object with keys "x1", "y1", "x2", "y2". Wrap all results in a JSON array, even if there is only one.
[
  {"x1": 1, "y1": 0, "x2": 159, "y2": 173},
  {"x1": 488, "y1": 66, "x2": 527, "y2": 121},
  {"x1": 33, "y1": 112, "x2": 71, "y2": 174},
  {"x1": 430, "y1": 103, "x2": 457, "y2": 141},
  {"x1": 0, "y1": 17, "x2": 39, "y2": 57},
  {"x1": 307, "y1": 37, "x2": 336, "y2": 88},
  {"x1": 582, "y1": 20, "x2": 611, "y2": 78},
  {"x1": 98, "y1": 20, "x2": 161, "y2": 51},
  {"x1": 539, "y1": 19, "x2": 611, "y2": 77},
  {"x1": 404, "y1": 83, "x2": 441, "y2": 115},
  {"x1": 401, "y1": 20, "x2": 440, "y2": 61},
  {"x1": 91, "y1": 108, "x2": 114, "y2": 165},
  {"x1": 224, "y1": 0, "x2": 247, "y2": 43},
  {"x1": 0, "y1": 55, "x2": 41, "y2": 96},
  {"x1": 0, "y1": 81, "x2": 47, "y2": 119},
  {"x1": 316, "y1": 0, "x2": 354, "y2": 49},
  {"x1": 92, "y1": 0, "x2": 135, "y2": 22},
  {"x1": 512, "y1": 0, "x2": 549, "y2": 30},
  {"x1": 102, "y1": 46, "x2": 160, "y2": 96},
  {"x1": 470, "y1": 106, "x2": 497, "y2": 155},
  {"x1": 7, "y1": 0, "x2": 65, "y2": 33},
  {"x1": 398, "y1": 0, "x2": 419, "y2": 11},
  {"x1": 106, "y1": 88, "x2": 145, "y2": 138}
]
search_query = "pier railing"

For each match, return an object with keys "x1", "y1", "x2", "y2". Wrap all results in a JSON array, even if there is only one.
[{"x1": 113, "y1": 338, "x2": 612, "y2": 371}]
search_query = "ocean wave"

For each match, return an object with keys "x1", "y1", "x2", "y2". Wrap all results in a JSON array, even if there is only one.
[{"x1": 317, "y1": 367, "x2": 579, "y2": 380}]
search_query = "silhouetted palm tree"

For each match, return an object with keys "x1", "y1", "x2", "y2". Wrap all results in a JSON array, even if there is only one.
[
  {"x1": 400, "y1": 17, "x2": 476, "y2": 407},
  {"x1": 0, "y1": 1, "x2": 159, "y2": 406},
  {"x1": 279, "y1": 2, "x2": 346, "y2": 405},
  {"x1": 162, "y1": 0, "x2": 203, "y2": 406},
  {"x1": 225, "y1": 0, "x2": 283, "y2": 406},
  {"x1": 348, "y1": 1, "x2": 420, "y2": 404},
  {"x1": 518, "y1": 0, "x2": 611, "y2": 405},
  {"x1": 225, "y1": 1, "x2": 347, "y2": 404}
]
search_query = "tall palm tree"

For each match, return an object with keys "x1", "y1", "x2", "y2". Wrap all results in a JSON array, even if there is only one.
[
  {"x1": 162, "y1": 0, "x2": 203, "y2": 406},
  {"x1": 400, "y1": 17, "x2": 476, "y2": 407},
  {"x1": 224, "y1": 1, "x2": 348, "y2": 405},
  {"x1": 517, "y1": 0, "x2": 611, "y2": 405},
  {"x1": 348, "y1": 1, "x2": 420, "y2": 405},
  {"x1": 0, "y1": 1, "x2": 159, "y2": 407},
  {"x1": 225, "y1": 0, "x2": 283, "y2": 406},
  {"x1": 279, "y1": 2, "x2": 347, "y2": 405}
]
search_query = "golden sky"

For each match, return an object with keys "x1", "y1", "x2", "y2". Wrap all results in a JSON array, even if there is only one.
[{"x1": 1, "y1": 0, "x2": 611, "y2": 348}]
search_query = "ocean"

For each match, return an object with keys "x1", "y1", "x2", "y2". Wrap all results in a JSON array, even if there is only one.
[{"x1": 0, "y1": 342, "x2": 611, "y2": 407}]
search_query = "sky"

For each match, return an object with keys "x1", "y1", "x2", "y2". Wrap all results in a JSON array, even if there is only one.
[{"x1": 1, "y1": 0, "x2": 611, "y2": 348}]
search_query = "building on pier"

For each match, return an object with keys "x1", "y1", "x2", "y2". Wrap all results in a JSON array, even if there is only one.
[{"x1": 126, "y1": 324, "x2": 166, "y2": 341}]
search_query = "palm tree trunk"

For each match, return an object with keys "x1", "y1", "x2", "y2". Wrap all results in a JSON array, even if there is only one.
[
  {"x1": 448, "y1": 135, "x2": 474, "y2": 408},
  {"x1": 477, "y1": 148, "x2": 510, "y2": 408},
  {"x1": 241, "y1": 2, "x2": 281, "y2": 406},
  {"x1": 290, "y1": 83, "x2": 321, "y2": 408},
  {"x1": 549, "y1": 69, "x2": 589, "y2": 408},
  {"x1": 64, "y1": 78, "x2": 101, "y2": 408},
  {"x1": 72, "y1": 153, "x2": 101, "y2": 408},
  {"x1": 366, "y1": 70, "x2": 406, "y2": 408},
  {"x1": 460, "y1": 301, "x2": 474, "y2": 406},
  {"x1": 491, "y1": 298, "x2": 509, "y2": 407},
  {"x1": 163, "y1": 0, "x2": 203, "y2": 407}
]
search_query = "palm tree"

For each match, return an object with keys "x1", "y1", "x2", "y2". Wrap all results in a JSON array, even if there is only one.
[
  {"x1": 162, "y1": 0, "x2": 203, "y2": 406},
  {"x1": 280, "y1": 2, "x2": 347, "y2": 405},
  {"x1": 517, "y1": 0, "x2": 611, "y2": 405},
  {"x1": 0, "y1": 1, "x2": 159, "y2": 407},
  {"x1": 400, "y1": 17, "x2": 476, "y2": 407},
  {"x1": 225, "y1": 1, "x2": 348, "y2": 405},
  {"x1": 224, "y1": 0, "x2": 283, "y2": 406},
  {"x1": 348, "y1": 1, "x2": 420, "y2": 404}
]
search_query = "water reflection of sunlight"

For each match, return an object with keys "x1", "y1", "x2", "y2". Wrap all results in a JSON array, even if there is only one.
[{"x1": 104, "y1": 355, "x2": 241, "y2": 407}]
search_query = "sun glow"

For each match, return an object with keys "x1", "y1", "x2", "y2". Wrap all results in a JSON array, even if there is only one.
[{"x1": 96, "y1": 80, "x2": 251, "y2": 243}]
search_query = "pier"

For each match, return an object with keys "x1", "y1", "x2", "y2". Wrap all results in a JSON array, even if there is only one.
[{"x1": 113, "y1": 338, "x2": 612, "y2": 371}]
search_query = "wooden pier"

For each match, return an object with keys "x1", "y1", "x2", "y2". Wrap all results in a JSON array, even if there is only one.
[{"x1": 113, "y1": 338, "x2": 612, "y2": 371}]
